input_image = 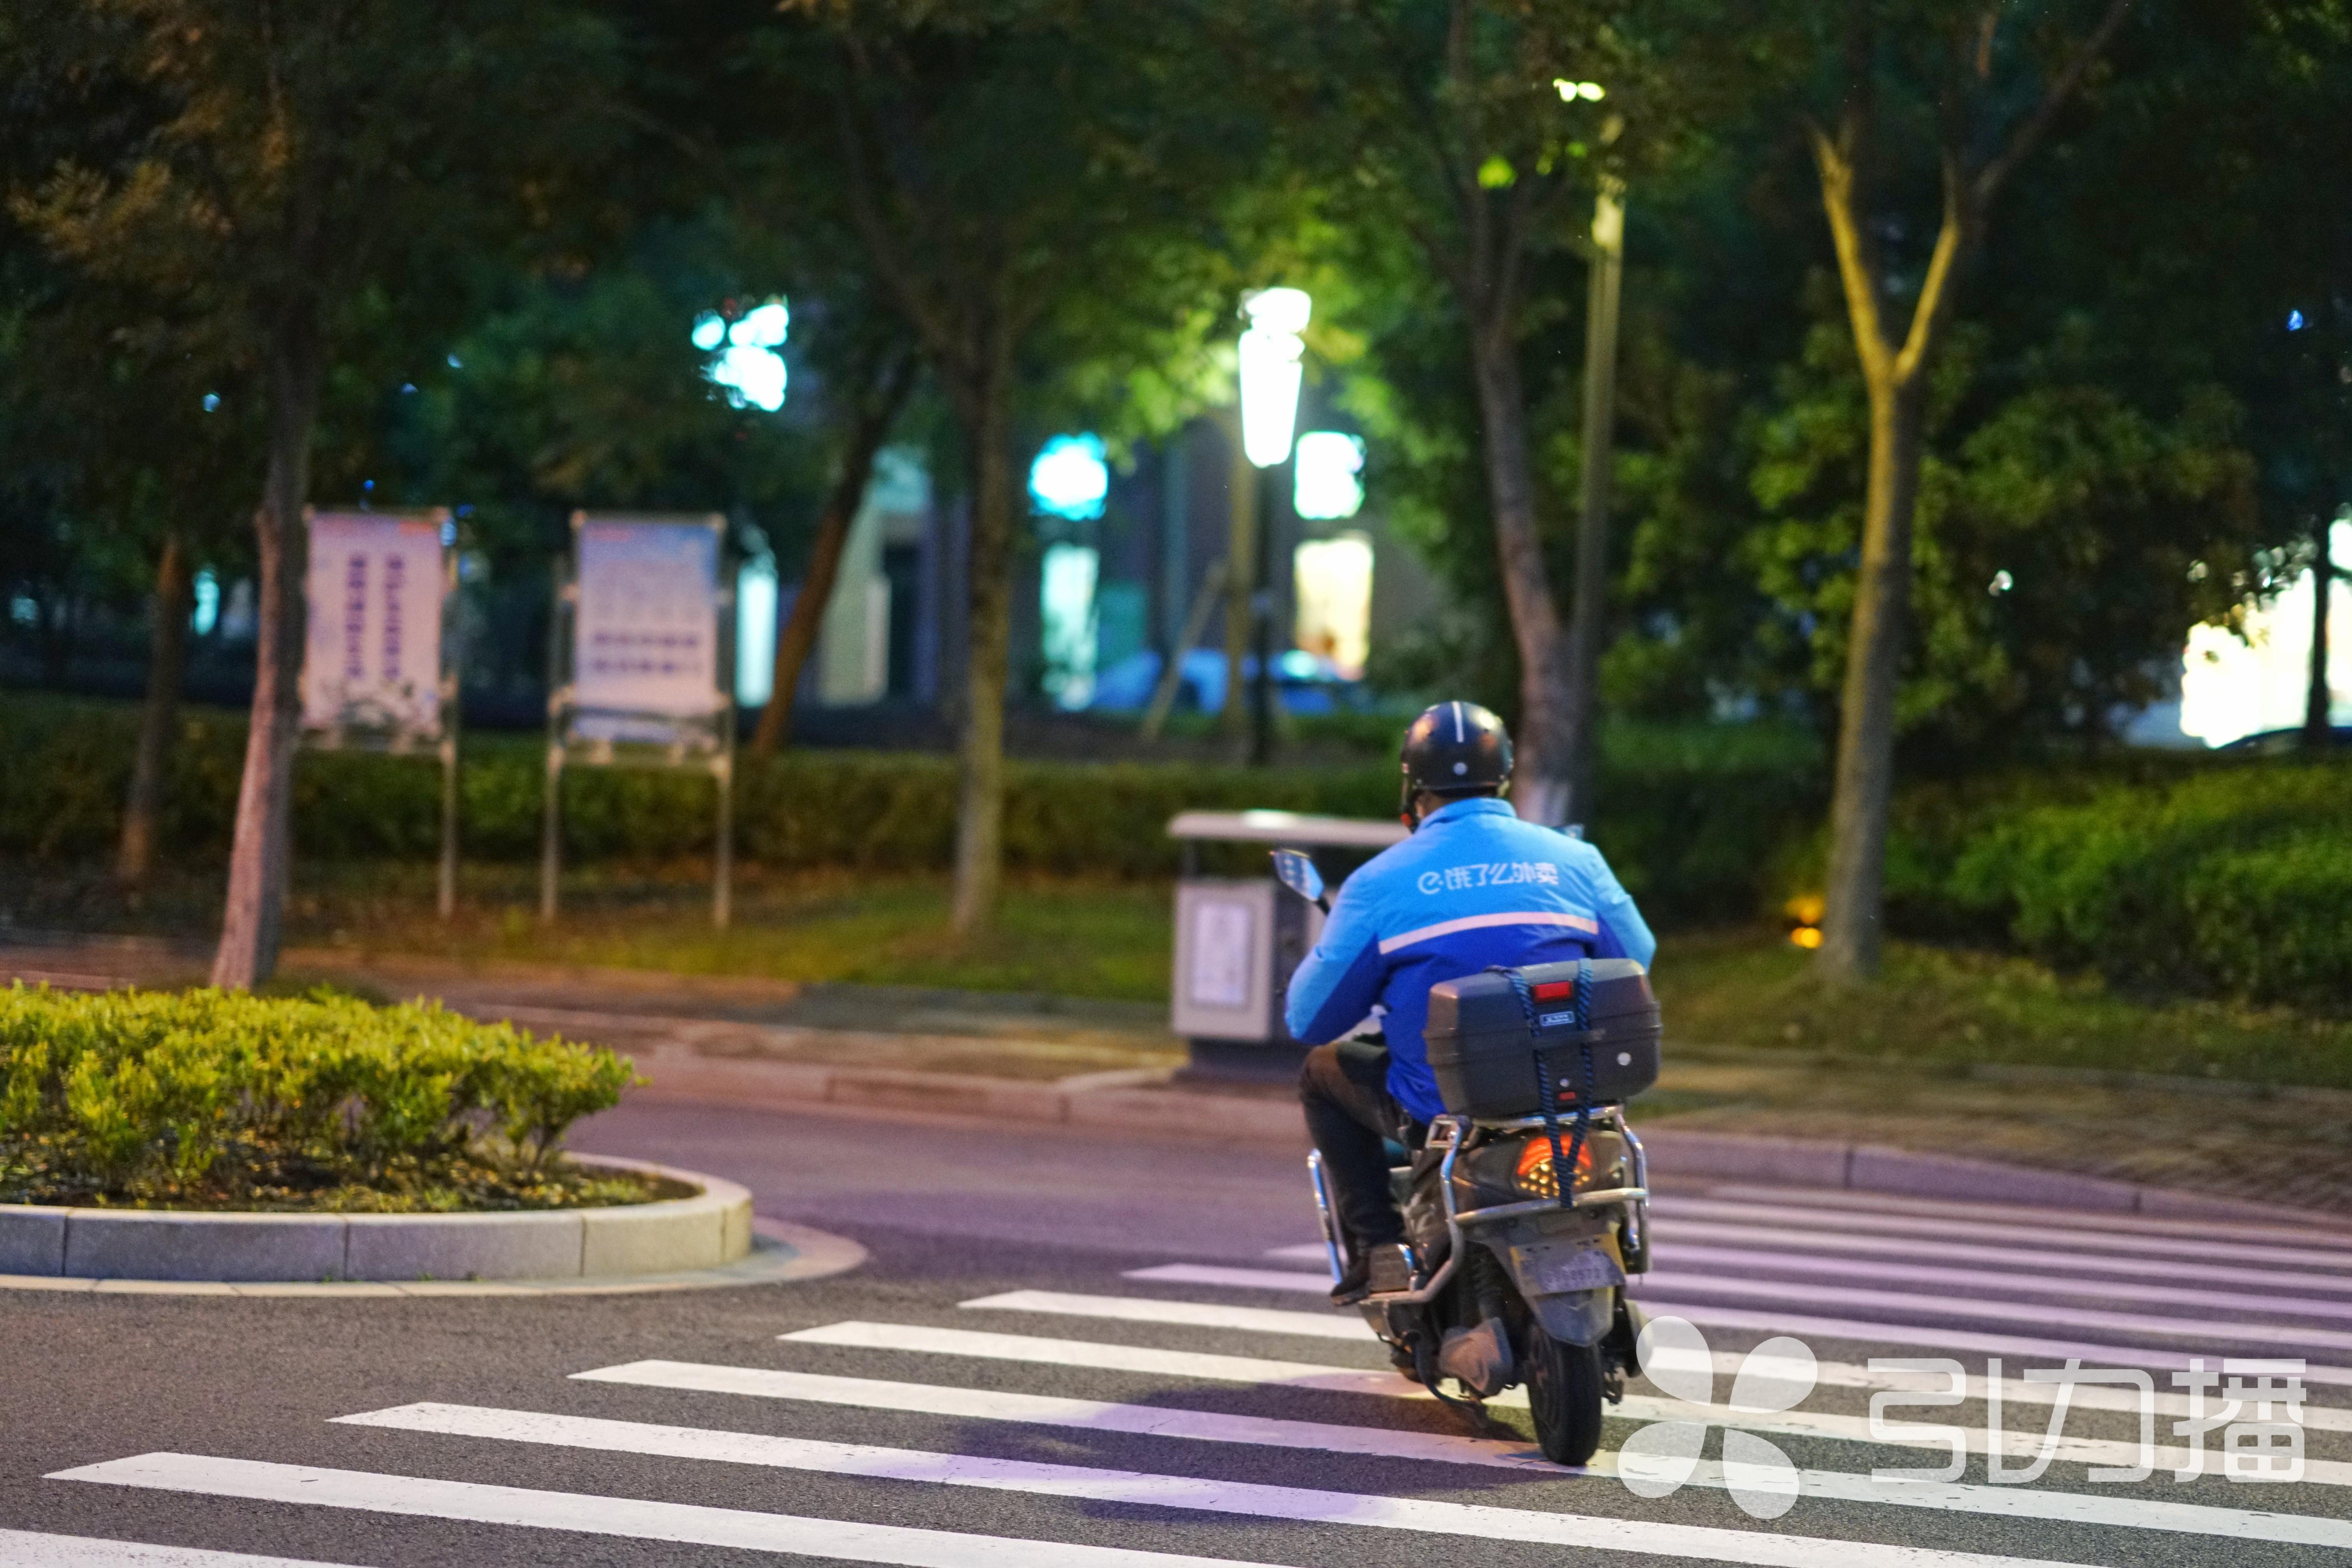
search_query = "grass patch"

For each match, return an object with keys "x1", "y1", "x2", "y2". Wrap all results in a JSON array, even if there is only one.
[
  {"x1": 1655, "y1": 928, "x2": 2352, "y2": 1090},
  {"x1": 428, "y1": 868, "x2": 1179, "y2": 1000},
  {"x1": 1, "y1": 860, "x2": 1180, "y2": 1002}
]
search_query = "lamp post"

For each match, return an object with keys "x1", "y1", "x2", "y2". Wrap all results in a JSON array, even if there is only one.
[
  {"x1": 1551, "y1": 81, "x2": 1626, "y2": 826},
  {"x1": 1231, "y1": 287, "x2": 1310, "y2": 763}
]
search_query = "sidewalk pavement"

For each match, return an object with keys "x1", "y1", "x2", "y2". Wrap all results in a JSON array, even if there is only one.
[{"x1": 6, "y1": 930, "x2": 2344, "y2": 1226}]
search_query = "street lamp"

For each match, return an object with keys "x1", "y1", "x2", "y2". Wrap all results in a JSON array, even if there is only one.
[
  {"x1": 1237, "y1": 287, "x2": 1310, "y2": 468},
  {"x1": 1227, "y1": 288, "x2": 1311, "y2": 763}
]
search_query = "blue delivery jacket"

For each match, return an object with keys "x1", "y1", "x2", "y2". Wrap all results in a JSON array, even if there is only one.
[{"x1": 1283, "y1": 796, "x2": 1656, "y2": 1124}]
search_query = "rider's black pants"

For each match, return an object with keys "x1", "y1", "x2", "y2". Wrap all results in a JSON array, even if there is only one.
[{"x1": 1298, "y1": 1039, "x2": 1417, "y2": 1248}]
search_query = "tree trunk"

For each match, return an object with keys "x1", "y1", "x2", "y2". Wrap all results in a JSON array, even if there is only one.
[
  {"x1": 1467, "y1": 320, "x2": 1572, "y2": 825},
  {"x1": 1817, "y1": 377, "x2": 1928, "y2": 984},
  {"x1": 950, "y1": 340, "x2": 1016, "y2": 934},
  {"x1": 1217, "y1": 408, "x2": 1257, "y2": 746},
  {"x1": 1560, "y1": 177, "x2": 1626, "y2": 828},
  {"x1": 2306, "y1": 522, "x2": 2334, "y2": 749},
  {"x1": 749, "y1": 353, "x2": 916, "y2": 758},
  {"x1": 118, "y1": 530, "x2": 192, "y2": 885},
  {"x1": 211, "y1": 333, "x2": 321, "y2": 990}
]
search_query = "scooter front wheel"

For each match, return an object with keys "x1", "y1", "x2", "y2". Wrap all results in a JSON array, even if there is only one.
[{"x1": 1524, "y1": 1318, "x2": 1605, "y2": 1466}]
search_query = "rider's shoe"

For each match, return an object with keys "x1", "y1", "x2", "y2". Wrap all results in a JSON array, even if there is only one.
[{"x1": 1330, "y1": 1250, "x2": 1372, "y2": 1305}]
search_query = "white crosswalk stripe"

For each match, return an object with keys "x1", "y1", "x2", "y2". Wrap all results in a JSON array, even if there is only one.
[
  {"x1": 0, "y1": 1531, "x2": 369, "y2": 1568},
  {"x1": 1653, "y1": 1193, "x2": 2352, "y2": 1270},
  {"x1": 785, "y1": 1320, "x2": 1415, "y2": 1397},
  {"x1": 1128, "y1": 1261, "x2": 2352, "y2": 1356},
  {"x1": 1615, "y1": 1220, "x2": 2352, "y2": 1297},
  {"x1": 1638, "y1": 1273, "x2": 2352, "y2": 1355},
  {"x1": 47, "y1": 1455, "x2": 1296, "y2": 1568},
  {"x1": 963, "y1": 1287, "x2": 1377, "y2": 1340},
  {"x1": 791, "y1": 1316, "x2": 2352, "y2": 1432},
  {"x1": 1648, "y1": 1242, "x2": 2352, "y2": 1320},
  {"x1": 1693, "y1": 1186, "x2": 2352, "y2": 1249},
  {"x1": 973, "y1": 1282, "x2": 2352, "y2": 1386},
  {"x1": 1639, "y1": 1300, "x2": 2352, "y2": 1386},
  {"x1": 565, "y1": 1363, "x2": 1564, "y2": 1468},
  {"x1": 306, "y1": 1406, "x2": 2106, "y2": 1568},
  {"x1": 565, "y1": 1352, "x2": 2352, "y2": 1501},
  {"x1": 35, "y1": 1181, "x2": 2352, "y2": 1568},
  {"x1": 327, "y1": 1396, "x2": 2352, "y2": 1554},
  {"x1": 758, "y1": 1333, "x2": 2352, "y2": 1546}
]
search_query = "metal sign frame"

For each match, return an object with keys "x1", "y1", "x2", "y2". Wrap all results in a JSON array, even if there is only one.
[
  {"x1": 540, "y1": 511, "x2": 736, "y2": 929},
  {"x1": 298, "y1": 506, "x2": 463, "y2": 920}
]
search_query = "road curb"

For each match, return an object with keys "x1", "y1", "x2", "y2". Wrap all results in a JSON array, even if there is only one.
[
  {"x1": 625, "y1": 1049, "x2": 2344, "y2": 1225},
  {"x1": 1632, "y1": 1130, "x2": 2345, "y2": 1227},
  {"x1": 0, "y1": 1158, "x2": 753, "y2": 1283},
  {"x1": 626, "y1": 1046, "x2": 1304, "y2": 1143}
]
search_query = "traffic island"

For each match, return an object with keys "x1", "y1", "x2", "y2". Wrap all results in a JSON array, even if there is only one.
[
  {"x1": 0, "y1": 983, "x2": 863, "y2": 1290},
  {"x1": 0, "y1": 1156, "x2": 751, "y2": 1284}
]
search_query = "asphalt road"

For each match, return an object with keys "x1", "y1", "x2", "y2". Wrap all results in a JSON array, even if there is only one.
[{"x1": 5, "y1": 1097, "x2": 2350, "y2": 1568}]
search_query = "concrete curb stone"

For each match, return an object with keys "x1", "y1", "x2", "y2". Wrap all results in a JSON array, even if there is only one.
[
  {"x1": 344, "y1": 1210, "x2": 584, "y2": 1282},
  {"x1": 0, "y1": 1159, "x2": 753, "y2": 1283},
  {"x1": 64, "y1": 1210, "x2": 347, "y2": 1282},
  {"x1": 0, "y1": 1205, "x2": 67, "y2": 1274}
]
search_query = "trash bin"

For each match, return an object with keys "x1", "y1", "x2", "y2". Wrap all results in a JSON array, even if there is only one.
[{"x1": 1166, "y1": 809, "x2": 1409, "y2": 1080}]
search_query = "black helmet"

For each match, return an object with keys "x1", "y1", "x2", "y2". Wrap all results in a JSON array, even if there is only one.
[{"x1": 1400, "y1": 700, "x2": 1513, "y2": 817}]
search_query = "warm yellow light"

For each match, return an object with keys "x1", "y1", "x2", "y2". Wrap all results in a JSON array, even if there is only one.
[
  {"x1": 1782, "y1": 892, "x2": 1826, "y2": 926},
  {"x1": 1790, "y1": 927, "x2": 1824, "y2": 950}
]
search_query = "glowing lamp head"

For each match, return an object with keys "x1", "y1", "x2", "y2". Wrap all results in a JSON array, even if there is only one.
[
  {"x1": 1242, "y1": 286, "x2": 1312, "y2": 337},
  {"x1": 1238, "y1": 287, "x2": 1312, "y2": 469}
]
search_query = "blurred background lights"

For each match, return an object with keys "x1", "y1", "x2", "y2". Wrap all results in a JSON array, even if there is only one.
[
  {"x1": 2178, "y1": 518, "x2": 2350, "y2": 746},
  {"x1": 1294, "y1": 431, "x2": 1365, "y2": 520},
  {"x1": 1039, "y1": 541, "x2": 1100, "y2": 708},
  {"x1": 2288, "y1": 309, "x2": 2308, "y2": 331},
  {"x1": 1554, "y1": 79, "x2": 1607, "y2": 101},
  {"x1": 191, "y1": 569, "x2": 220, "y2": 636},
  {"x1": 1238, "y1": 288, "x2": 1311, "y2": 467},
  {"x1": 736, "y1": 555, "x2": 777, "y2": 707},
  {"x1": 200, "y1": 393, "x2": 219, "y2": 413},
  {"x1": 1292, "y1": 531, "x2": 1373, "y2": 679},
  {"x1": 1989, "y1": 568, "x2": 2014, "y2": 595},
  {"x1": 694, "y1": 296, "x2": 790, "y2": 412},
  {"x1": 1029, "y1": 434, "x2": 1110, "y2": 520},
  {"x1": 711, "y1": 344, "x2": 787, "y2": 410},
  {"x1": 730, "y1": 301, "x2": 789, "y2": 348}
]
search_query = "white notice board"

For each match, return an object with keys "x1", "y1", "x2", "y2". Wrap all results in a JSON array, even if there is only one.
[
  {"x1": 301, "y1": 512, "x2": 449, "y2": 741},
  {"x1": 571, "y1": 519, "x2": 722, "y2": 744}
]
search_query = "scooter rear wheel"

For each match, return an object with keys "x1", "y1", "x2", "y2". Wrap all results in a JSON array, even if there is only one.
[{"x1": 1525, "y1": 1319, "x2": 1605, "y2": 1466}]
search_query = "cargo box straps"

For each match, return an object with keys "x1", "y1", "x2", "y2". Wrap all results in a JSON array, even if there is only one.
[{"x1": 1487, "y1": 957, "x2": 1596, "y2": 1212}]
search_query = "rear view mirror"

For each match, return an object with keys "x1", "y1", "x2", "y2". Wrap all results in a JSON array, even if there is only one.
[{"x1": 1271, "y1": 848, "x2": 1327, "y2": 907}]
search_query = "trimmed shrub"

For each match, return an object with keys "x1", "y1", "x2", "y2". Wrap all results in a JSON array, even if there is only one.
[
  {"x1": 1931, "y1": 764, "x2": 2352, "y2": 1007},
  {"x1": 0, "y1": 984, "x2": 640, "y2": 1209}
]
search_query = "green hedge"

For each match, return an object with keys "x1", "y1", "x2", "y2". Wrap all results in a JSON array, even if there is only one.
[
  {"x1": 0, "y1": 695, "x2": 1819, "y2": 924},
  {"x1": 1946, "y1": 765, "x2": 2352, "y2": 1006},
  {"x1": 0, "y1": 984, "x2": 638, "y2": 1208},
  {"x1": 9, "y1": 696, "x2": 2344, "y2": 1006}
]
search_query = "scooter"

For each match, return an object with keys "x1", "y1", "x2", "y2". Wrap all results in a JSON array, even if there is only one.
[{"x1": 1273, "y1": 849, "x2": 1652, "y2": 1466}]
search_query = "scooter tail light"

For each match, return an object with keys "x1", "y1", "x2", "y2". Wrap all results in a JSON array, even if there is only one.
[{"x1": 1513, "y1": 1134, "x2": 1595, "y2": 1200}]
